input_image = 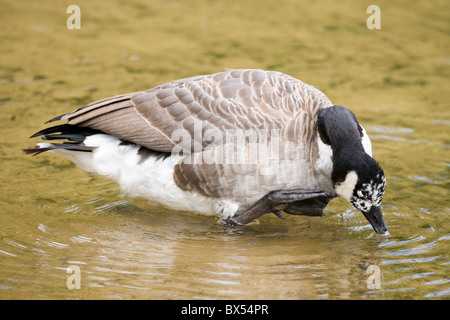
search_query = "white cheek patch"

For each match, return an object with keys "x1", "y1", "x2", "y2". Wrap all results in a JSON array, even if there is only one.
[{"x1": 335, "y1": 170, "x2": 358, "y2": 201}]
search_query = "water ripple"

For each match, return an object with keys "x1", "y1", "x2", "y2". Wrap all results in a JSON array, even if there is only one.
[
  {"x1": 408, "y1": 176, "x2": 439, "y2": 184},
  {"x1": 386, "y1": 241, "x2": 439, "y2": 256},
  {"x1": 385, "y1": 272, "x2": 436, "y2": 285},
  {"x1": 379, "y1": 236, "x2": 426, "y2": 248},
  {"x1": 381, "y1": 256, "x2": 441, "y2": 265},
  {"x1": 424, "y1": 288, "x2": 450, "y2": 298}
]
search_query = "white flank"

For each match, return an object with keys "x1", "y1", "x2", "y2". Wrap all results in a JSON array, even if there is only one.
[
  {"x1": 315, "y1": 136, "x2": 333, "y2": 178},
  {"x1": 41, "y1": 134, "x2": 237, "y2": 218}
]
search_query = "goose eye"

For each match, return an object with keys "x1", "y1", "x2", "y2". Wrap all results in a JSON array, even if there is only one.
[{"x1": 357, "y1": 189, "x2": 368, "y2": 199}]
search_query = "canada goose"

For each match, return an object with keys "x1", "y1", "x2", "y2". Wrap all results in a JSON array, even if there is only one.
[{"x1": 23, "y1": 69, "x2": 387, "y2": 234}]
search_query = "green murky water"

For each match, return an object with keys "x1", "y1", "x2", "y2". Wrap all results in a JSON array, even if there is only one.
[{"x1": 1, "y1": 0, "x2": 449, "y2": 299}]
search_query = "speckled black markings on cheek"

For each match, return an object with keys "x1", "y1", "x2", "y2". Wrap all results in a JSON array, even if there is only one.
[
  {"x1": 351, "y1": 196, "x2": 371, "y2": 212},
  {"x1": 351, "y1": 178, "x2": 386, "y2": 212}
]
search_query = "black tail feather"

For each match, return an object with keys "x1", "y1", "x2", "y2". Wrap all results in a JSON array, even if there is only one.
[
  {"x1": 42, "y1": 133, "x2": 92, "y2": 142},
  {"x1": 22, "y1": 144, "x2": 96, "y2": 156},
  {"x1": 45, "y1": 113, "x2": 68, "y2": 123},
  {"x1": 24, "y1": 124, "x2": 101, "y2": 156},
  {"x1": 24, "y1": 123, "x2": 171, "y2": 163},
  {"x1": 29, "y1": 124, "x2": 100, "y2": 139}
]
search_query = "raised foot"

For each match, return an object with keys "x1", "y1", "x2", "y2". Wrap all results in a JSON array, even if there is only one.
[{"x1": 222, "y1": 189, "x2": 337, "y2": 226}]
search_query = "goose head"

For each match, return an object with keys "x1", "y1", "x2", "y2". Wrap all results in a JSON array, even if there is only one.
[
  {"x1": 318, "y1": 105, "x2": 388, "y2": 234},
  {"x1": 333, "y1": 156, "x2": 387, "y2": 234}
]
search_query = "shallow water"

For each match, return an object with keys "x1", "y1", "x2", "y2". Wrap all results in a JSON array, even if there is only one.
[{"x1": 1, "y1": 0, "x2": 449, "y2": 299}]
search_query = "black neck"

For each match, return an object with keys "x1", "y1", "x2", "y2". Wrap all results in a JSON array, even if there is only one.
[
  {"x1": 317, "y1": 105, "x2": 369, "y2": 183},
  {"x1": 317, "y1": 105, "x2": 364, "y2": 157}
]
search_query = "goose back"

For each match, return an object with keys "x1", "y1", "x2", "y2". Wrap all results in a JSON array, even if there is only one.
[{"x1": 53, "y1": 69, "x2": 334, "y2": 204}]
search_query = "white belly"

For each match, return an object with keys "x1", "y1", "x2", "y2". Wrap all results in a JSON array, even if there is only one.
[{"x1": 42, "y1": 134, "x2": 239, "y2": 218}]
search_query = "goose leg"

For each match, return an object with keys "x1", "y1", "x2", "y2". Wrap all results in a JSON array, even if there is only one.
[
  {"x1": 284, "y1": 194, "x2": 337, "y2": 216},
  {"x1": 223, "y1": 189, "x2": 337, "y2": 226}
]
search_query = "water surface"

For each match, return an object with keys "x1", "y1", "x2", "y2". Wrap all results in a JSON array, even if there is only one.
[{"x1": 0, "y1": 0, "x2": 449, "y2": 299}]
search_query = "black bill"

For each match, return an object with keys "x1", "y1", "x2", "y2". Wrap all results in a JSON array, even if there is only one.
[{"x1": 363, "y1": 205, "x2": 388, "y2": 234}]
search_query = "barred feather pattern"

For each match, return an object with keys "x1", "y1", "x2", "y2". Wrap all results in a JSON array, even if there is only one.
[{"x1": 44, "y1": 69, "x2": 333, "y2": 209}]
